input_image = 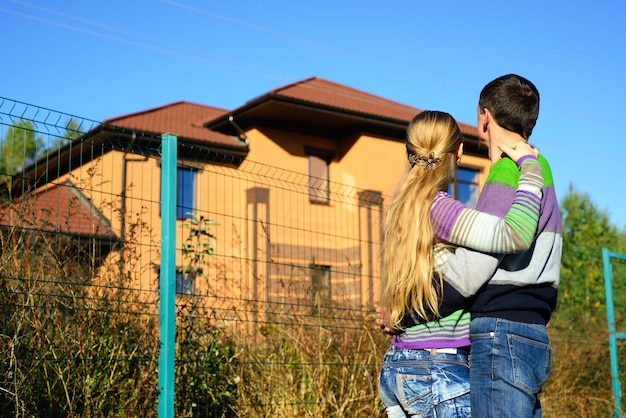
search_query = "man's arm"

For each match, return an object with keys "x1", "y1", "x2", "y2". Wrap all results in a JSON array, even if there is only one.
[{"x1": 398, "y1": 247, "x2": 500, "y2": 328}]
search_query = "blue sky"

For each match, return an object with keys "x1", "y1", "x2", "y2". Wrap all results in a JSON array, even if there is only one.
[{"x1": 2, "y1": 0, "x2": 625, "y2": 231}]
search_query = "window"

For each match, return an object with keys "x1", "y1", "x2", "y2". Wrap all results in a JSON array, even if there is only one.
[
  {"x1": 177, "y1": 167, "x2": 196, "y2": 219},
  {"x1": 156, "y1": 268, "x2": 195, "y2": 295},
  {"x1": 310, "y1": 264, "x2": 331, "y2": 305},
  {"x1": 305, "y1": 147, "x2": 334, "y2": 205},
  {"x1": 308, "y1": 155, "x2": 329, "y2": 204},
  {"x1": 176, "y1": 270, "x2": 194, "y2": 295},
  {"x1": 449, "y1": 167, "x2": 479, "y2": 208}
]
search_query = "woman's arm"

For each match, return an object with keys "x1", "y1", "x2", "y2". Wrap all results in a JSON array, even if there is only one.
[{"x1": 431, "y1": 144, "x2": 543, "y2": 254}]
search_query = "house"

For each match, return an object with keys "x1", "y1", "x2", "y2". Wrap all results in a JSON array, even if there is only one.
[{"x1": 0, "y1": 77, "x2": 489, "y2": 319}]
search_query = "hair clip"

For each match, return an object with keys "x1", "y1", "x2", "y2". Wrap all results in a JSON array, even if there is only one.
[{"x1": 408, "y1": 152, "x2": 441, "y2": 170}]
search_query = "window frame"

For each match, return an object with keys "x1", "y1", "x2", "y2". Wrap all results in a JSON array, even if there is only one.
[
  {"x1": 305, "y1": 147, "x2": 334, "y2": 205},
  {"x1": 176, "y1": 166, "x2": 196, "y2": 220},
  {"x1": 156, "y1": 267, "x2": 197, "y2": 295},
  {"x1": 449, "y1": 166, "x2": 480, "y2": 208},
  {"x1": 175, "y1": 269, "x2": 194, "y2": 295},
  {"x1": 310, "y1": 263, "x2": 331, "y2": 304}
]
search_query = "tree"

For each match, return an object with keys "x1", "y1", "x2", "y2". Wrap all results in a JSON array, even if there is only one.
[
  {"x1": 0, "y1": 120, "x2": 44, "y2": 178},
  {"x1": 558, "y1": 183, "x2": 623, "y2": 321},
  {"x1": 0, "y1": 118, "x2": 81, "y2": 190}
]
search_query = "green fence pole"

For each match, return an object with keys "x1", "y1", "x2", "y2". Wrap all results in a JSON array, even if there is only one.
[
  {"x1": 159, "y1": 133, "x2": 177, "y2": 418},
  {"x1": 604, "y1": 248, "x2": 626, "y2": 418}
]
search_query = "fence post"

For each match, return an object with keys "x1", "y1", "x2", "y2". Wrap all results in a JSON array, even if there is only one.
[
  {"x1": 159, "y1": 133, "x2": 177, "y2": 418},
  {"x1": 603, "y1": 248, "x2": 626, "y2": 418}
]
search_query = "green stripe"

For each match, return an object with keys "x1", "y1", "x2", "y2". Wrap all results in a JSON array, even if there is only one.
[
  {"x1": 538, "y1": 155, "x2": 554, "y2": 187},
  {"x1": 486, "y1": 158, "x2": 519, "y2": 186},
  {"x1": 506, "y1": 205, "x2": 540, "y2": 245},
  {"x1": 487, "y1": 156, "x2": 553, "y2": 187},
  {"x1": 402, "y1": 310, "x2": 470, "y2": 337}
]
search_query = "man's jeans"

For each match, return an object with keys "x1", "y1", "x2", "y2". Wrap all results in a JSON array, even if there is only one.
[
  {"x1": 378, "y1": 345, "x2": 470, "y2": 418},
  {"x1": 469, "y1": 317, "x2": 552, "y2": 418}
]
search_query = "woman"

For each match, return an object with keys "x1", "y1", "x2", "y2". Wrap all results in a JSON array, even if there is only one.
[{"x1": 378, "y1": 110, "x2": 544, "y2": 417}]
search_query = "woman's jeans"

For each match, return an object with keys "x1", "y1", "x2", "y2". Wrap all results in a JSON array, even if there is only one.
[
  {"x1": 378, "y1": 345, "x2": 470, "y2": 418},
  {"x1": 469, "y1": 317, "x2": 552, "y2": 418}
]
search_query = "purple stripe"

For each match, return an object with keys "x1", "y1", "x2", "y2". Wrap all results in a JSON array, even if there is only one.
[
  {"x1": 431, "y1": 193, "x2": 464, "y2": 241},
  {"x1": 393, "y1": 337, "x2": 471, "y2": 350},
  {"x1": 540, "y1": 191, "x2": 563, "y2": 232},
  {"x1": 477, "y1": 183, "x2": 516, "y2": 216},
  {"x1": 511, "y1": 194, "x2": 541, "y2": 211},
  {"x1": 396, "y1": 324, "x2": 471, "y2": 341},
  {"x1": 512, "y1": 201, "x2": 539, "y2": 214},
  {"x1": 516, "y1": 155, "x2": 538, "y2": 166}
]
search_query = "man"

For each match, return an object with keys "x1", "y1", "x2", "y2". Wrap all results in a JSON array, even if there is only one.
[{"x1": 383, "y1": 74, "x2": 562, "y2": 417}]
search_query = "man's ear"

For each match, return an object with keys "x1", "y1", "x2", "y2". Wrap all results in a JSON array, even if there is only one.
[{"x1": 481, "y1": 108, "x2": 492, "y2": 132}]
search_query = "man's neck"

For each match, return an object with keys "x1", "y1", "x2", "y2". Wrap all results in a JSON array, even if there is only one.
[{"x1": 488, "y1": 126, "x2": 527, "y2": 163}]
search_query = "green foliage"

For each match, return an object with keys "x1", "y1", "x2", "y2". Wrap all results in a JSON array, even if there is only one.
[
  {"x1": 617, "y1": 232, "x2": 626, "y2": 254},
  {"x1": 0, "y1": 120, "x2": 44, "y2": 178},
  {"x1": 543, "y1": 314, "x2": 615, "y2": 417},
  {"x1": 0, "y1": 217, "x2": 160, "y2": 416},
  {"x1": 175, "y1": 214, "x2": 238, "y2": 417},
  {"x1": 0, "y1": 204, "x2": 238, "y2": 417},
  {"x1": 0, "y1": 118, "x2": 80, "y2": 193},
  {"x1": 180, "y1": 213, "x2": 217, "y2": 279},
  {"x1": 558, "y1": 184, "x2": 623, "y2": 320},
  {"x1": 175, "y1": 302, "x2": 238, "y2": 417}
]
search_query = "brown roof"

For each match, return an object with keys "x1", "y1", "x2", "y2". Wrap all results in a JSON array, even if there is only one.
[
  {"x1": 103, "y1": 101, "x2": 246, "y2": 149},
  {"x1": 281, "y1": 77, "x2": 479, "y2": 137},
  {"x1": 101, "y1": 78, "x2": 477, "y2": 144},
  {"x1": 0, "y1": 181, "x2": 117, "y2": 240},
  {"x1": 266, "y1": 77, "x2": 419, "y2": 122},
  {"x1": 208, "y1": 77, "x2": 478, "y2": 139}
]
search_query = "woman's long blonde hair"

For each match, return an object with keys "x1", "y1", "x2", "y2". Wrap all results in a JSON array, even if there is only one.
[{"x1": 382, "y1": 110, "x2": 464, "y2": 329}]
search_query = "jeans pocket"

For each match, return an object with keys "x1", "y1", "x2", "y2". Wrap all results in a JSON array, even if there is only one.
[
  {"x1": 508, "y1": 334, "x2": 552, "y2": 393},
  {"x1": 396, "y1": 372, "x2": 435, "y2": 415}
]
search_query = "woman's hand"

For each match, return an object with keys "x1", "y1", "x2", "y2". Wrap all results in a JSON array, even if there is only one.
[
  {"x1": 498, "y1": 141, "x2": 538, "y2": 162},
  {"x1": 376, "y1": 306, "x2": 400, "y2": 335}
]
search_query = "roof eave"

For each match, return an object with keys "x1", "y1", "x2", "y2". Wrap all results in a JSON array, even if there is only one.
[{"x1": 206, "y1": 94, "x2": 411, "y2": 140}]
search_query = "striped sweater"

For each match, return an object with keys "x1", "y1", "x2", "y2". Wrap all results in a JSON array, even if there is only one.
[
  {"x1": 393, "y1": 156, "x2": 545, "y2": 349},
  {"x1": 439, "y1": 154, "x2": 562, "y2": 324}
]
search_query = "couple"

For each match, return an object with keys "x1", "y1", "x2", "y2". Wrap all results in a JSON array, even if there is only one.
[{"x1": 377, "y1": 74, "x2": 562, "y2": 417}]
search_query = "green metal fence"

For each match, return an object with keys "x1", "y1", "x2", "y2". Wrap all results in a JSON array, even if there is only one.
[
  {"x1": 0, "y1": 97, "x2": 387, "y2": 417},
  {"x1": 604, "y1": 248, "x2": 626, "y2": 418}
]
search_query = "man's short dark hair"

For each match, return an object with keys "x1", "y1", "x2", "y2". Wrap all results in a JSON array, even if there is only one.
[{"x1": 478, "y1": 74, "x2": 540, "y2": 139}]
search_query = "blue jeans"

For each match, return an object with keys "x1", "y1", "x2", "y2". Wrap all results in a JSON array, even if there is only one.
[
  {"x1": 378, "y1": 345, "x2": 471, "y2": 418},
  {"x1": 469, "y1": 317, "x2": 552, "y2": 418}
]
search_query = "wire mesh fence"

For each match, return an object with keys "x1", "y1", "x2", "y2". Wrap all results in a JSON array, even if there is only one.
[{"x1": 0, "y1": 97, "x2": 388, "y2": 417}]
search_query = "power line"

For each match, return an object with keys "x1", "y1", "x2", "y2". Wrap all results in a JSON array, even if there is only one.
[
  {"x1": 3, "y1": 0, "x2": 288, "y2": 81},
  {"x1": 3, "y1": 0, "x2": 625, "y2": 154}
]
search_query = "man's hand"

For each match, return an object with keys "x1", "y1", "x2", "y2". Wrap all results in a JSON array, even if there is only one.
[{"x1": 498, "y1": 141, "x2": 538, "y2": 162}]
